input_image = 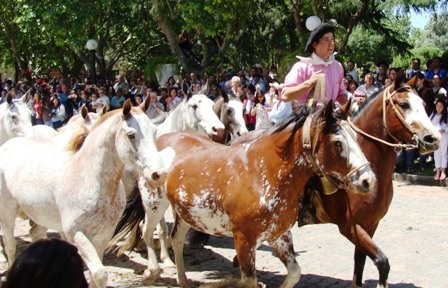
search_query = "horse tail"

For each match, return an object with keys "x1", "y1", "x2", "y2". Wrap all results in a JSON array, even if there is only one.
[{"x1": 106, "y1": 181, "x2": 145, "y2": 255}]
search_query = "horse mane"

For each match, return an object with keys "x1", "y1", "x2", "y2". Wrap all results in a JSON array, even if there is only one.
[
  {"x1": 274, "y1": 102, "x2": 340, "y2": 161},
  {"x1": 273, "y1": 105, "x2": 313, "y2": 161},
  {"x1": 65, "y1": 124, "x2": 89, "y2": 152}
]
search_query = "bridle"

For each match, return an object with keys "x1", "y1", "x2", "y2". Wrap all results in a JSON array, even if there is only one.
[
  {"x1": 302, "y1": 113, "x2": 370, "y2": 195},
  {"x1": 347, "y1": 85, "x2": 419, "y2": 152}
]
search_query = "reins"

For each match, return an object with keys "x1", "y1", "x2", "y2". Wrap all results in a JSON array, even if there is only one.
[
  {"x1": 347, "y1": 85, "x2": 419, "y2": 152},
  {"x1": 302, "y1": 114, "x2": 370, "y2": 195}
]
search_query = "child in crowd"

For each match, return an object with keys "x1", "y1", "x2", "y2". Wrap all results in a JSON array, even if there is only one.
[{"x1": 430, "y1": 99, "x2": 448, "y2": 180}]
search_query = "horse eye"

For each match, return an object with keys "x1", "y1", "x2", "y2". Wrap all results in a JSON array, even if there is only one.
[
  {"x1": 127, "y1": 132, "x2": 135, "y2": 139},
  {"x1": 192, "y1": 104, "x2": 198, "y2": 110},
  {"x1": 398, "y1": 102, "x2": 410, "y2": 110},
  {"x1": 334, "y1": 140, "x2": 343, "y2": 149},
  {"x1": 11, "y1": 115, "x2": 16, "y2": 120}
]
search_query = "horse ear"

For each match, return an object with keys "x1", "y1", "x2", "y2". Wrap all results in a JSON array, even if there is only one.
[
  {"x1": 182, "y1": 79, "x2": 192, "y2": 100},
  {"x1": 140, "y1": 94, "x2": 151, "y2": 112},
  {"x1": 99, "y1": 104, "x2": 107, "y2": 116},
  {"x1": 6, "y1": 93, "x2": 13, "y2": 105},
  {"x1": 122, "y1": 99, "x2": 132, "y2": 119},
  {"x1": 338, "y1": 97, "x2": 352, "y2": 119},
  {"x1": 20, "y1": 88, "x2": 32, "y2": 103},
  {"x1": 323, "y1": 100, "x2": 335, "y2": 121},
  {"x1": 394, "y1": 69, "x2": 407, "y2": 88},
  {"x1": 81, "y1": 105, "x2": 88, "y2": 119},
  {"x1": 198, "y1": 80, "x2": 209, "y2": 95},
  {"x1": 220, "y1": 88, "x2": 229, "y2": 103},
  {"x1": 406, "y1": 74, "x2": 417, "y2": 88}
]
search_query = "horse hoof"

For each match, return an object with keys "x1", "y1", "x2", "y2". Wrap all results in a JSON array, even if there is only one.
[
  {"x1": 143, "y1": 268, "x2": 162, "y2": 282},
  {"x1": 163, "y1": 259, "x2": 176, "y2": 268}
]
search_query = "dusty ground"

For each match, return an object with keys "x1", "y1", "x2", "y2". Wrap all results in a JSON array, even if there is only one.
[{"x1": 1, "y1": 181, "x2": 448, "y2": 287}]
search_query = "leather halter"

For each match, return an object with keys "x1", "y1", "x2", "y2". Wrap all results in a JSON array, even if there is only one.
[
  {"x1": 347, "y1": 85, "x2": 419, "y2": 152},
  {"x1": 301, "y1": 114, "x2": 370, "y2": 195}
]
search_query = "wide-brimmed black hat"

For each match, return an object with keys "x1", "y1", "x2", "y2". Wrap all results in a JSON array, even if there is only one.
[{"x1": 304, "y1": 23, "x2": 335, "y2": 53}]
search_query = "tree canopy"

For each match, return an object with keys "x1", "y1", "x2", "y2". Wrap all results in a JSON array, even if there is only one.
[{"x1": 0, "y1": 0, "x2": 445, "y2": 82}]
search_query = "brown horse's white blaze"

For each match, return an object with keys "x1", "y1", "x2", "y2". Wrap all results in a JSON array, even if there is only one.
[{"x1": 156, "y1": 101, "x2": 375, "y2": 287}]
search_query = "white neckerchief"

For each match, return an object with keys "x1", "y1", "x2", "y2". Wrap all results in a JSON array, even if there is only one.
[{"x1": 296, "y1": 53, "x2": 335, "y2": 66}]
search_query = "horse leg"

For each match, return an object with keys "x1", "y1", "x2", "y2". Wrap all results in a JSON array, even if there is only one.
[
  {"x1": 268, "y1": 231, "x2": 301, "y2": 288},
  {"x1": 156, "y1": 217, "x2": 175, "y2": 267},
  {"x1": 340, "y1": 224, "x2": 389, "y2": 288},
  {"x1": 73, "y1": 231, "x2": 107, "y2": 288},
  {"x1": 141, "y1": 205, "x2": 166, "y2": 282},
  {"x1": 0, "y1": 203, "x2": 18, "y2": 265},
  {"x1": 233, "y1": 231, "x2": 258, "y2": 287},
  {"x1": 171, "y1": 216, "x2": 192, "y2": 287}
]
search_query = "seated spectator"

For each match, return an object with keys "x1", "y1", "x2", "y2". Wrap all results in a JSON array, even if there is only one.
[
  {"x1": 353, "y1": 73, "x2": 379, "y2": 103},
  {"x1": 110, "y1": 89, "x2": 126, "y2": 110},
  {"x1": 1, "y1": 238, "x2": 87, "y2": 288}
]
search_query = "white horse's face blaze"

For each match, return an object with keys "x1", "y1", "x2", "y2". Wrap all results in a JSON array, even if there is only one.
[
  {"x1": 397, "y1": 92, "x2": 441, "y2": 151},
  {"x1": 0, "y1": 100, "x2": 33, "y2": 142},
  {"x1": 188, "y1": 94, "x2": 225, "y2": 136},
  {"x1": 119, "y1": 109, "x2": 167, "y2": 187},
  {"x1": 227, "y1": 99, "x2": 248, "y2": 138}
]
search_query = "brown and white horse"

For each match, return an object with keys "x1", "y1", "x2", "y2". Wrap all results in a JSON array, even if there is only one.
[
  {"x1": 155, "y1": 101, "x2": 375, "y2": 287},
  {"x1": 212, "y1": 88, "x2": 248, "y2": 144}
]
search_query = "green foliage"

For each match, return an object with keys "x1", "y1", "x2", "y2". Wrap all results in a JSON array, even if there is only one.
[{"x1": 0, "y1": 0, "x2": 446, "y2": 82}]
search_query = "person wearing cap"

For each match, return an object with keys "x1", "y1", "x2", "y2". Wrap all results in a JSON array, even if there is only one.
[{"x1": 280, "y1": 23, "x2": 348, "y2": 107}]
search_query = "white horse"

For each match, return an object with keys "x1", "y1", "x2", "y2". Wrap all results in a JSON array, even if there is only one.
[
  {"x1": 0, "y1": 99, "x2": 169, "y2": 288},
  {"x1": 0, "y1": 93, "x2": 33, "y2": 145},
  {"x1": 27, "y1": 105, "x2": 105, "y2": 241},
  {"x1": 156, "y1": 93, "x2": 226, "y2": 138}
]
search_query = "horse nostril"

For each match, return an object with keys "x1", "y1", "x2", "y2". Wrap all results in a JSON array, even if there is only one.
[
  {"x1": 237, "y1": 132, "x2": 241, "y2": 136},
  {"x1": 151, "y1": 172, "x2": 160, "y2": 181},
  {"x1": 423, "y1": 135, "x2": 434, "y2": 144},
  {"x1": 362, "y1": 179, "x2": 370, "y2": 191},
  {"x1": 212, "y1": 127, "x2": 218, "y2": 132}
]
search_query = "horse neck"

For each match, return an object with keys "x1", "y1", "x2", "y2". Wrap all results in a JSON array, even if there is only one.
[
  {"x1": 157, "y1": 101, "x2": 191, "y2": 136},
  {"x1": 353, "y1": 95, "x2": 397, "y2": 171},
  {"x1": 259, "y1": 125, "x2": 314, "y2": 197},
  {"x1": 0, "y1": 112, "x2": 13, "y2": 145},
  {"x1": 74, "y1": 115, "x2": 125, "y2": 187}
]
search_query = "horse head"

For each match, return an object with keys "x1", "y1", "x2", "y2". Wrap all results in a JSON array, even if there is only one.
[
  {"x1": 384, "y1": 69, "x2": 441, "y2": 154},
  {"x1": 305, "y1": 101, "x2": 376, "y2": 194},
  {"x1": 0, "y1": 93, "x2": 33, "y2": 143},
  {"x1": 185, "y1": 93, "x2": 225, "y2": 138},
  {"x1": 115, "y1": 99, "x2": 168, "y2": 188},
  {"x1": 215, "y1": 88, "x2": 248, "y2": 143}
]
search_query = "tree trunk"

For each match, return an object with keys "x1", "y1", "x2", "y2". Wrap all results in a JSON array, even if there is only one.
[
  {"x1": 339, "y1": 0, "x2": 371, "y2": 54},
  {"x1": 151, "y1": 0, "x2": 190, "y2": 72}
]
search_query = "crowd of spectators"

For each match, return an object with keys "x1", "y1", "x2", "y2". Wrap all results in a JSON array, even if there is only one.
[{"x1": 1, "y1": 55, "x2": 447, "y2": 179}]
